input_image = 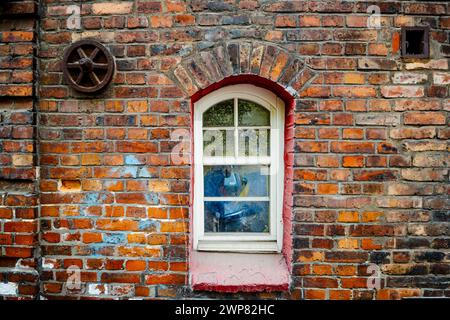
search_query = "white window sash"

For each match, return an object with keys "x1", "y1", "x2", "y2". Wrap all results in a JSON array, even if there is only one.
[{"x1": 193, "y1": 84, "x2": 285, "y2": 253}]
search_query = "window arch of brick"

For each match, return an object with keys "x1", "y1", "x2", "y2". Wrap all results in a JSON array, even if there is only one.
[
  {"x1": 166, "y1": 42, "x2": 318, "y2": 291},
  {"x1": 167, "y1": 41, "x2": 316, "y2": 291},
  {"x1": 191, "y1": 76, "x2": 295, "y2": 267}
]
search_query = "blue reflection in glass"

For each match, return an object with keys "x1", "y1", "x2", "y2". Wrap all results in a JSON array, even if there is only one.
[
  {"x1": 204, "y1": 201, "x2": 269, "y2": 233},
  {"x1": 203, "y1": 166, "x2": 269, "y2": 197}
]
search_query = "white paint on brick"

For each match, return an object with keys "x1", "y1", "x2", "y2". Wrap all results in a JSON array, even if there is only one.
[
  {"x1": 87, "y1": 283, "x2": 108, "y2": 295},
  {"x1": 109, "y1": 284, "x2": 133, "y2": 296},
  {"x1": 393, "y1": 72, "x2": 428, "y2": 84},
  {"x1": 42, "y1": 258, "x2": 57, "y2": 269},
  {"x1": 285, "y1": 86, "x2": 298, "y2": 97},
  {"x1": 381, "y1": 85, "x2": 424, "y2": 98},
  {"x1": 355, "y1": 114, "x2": 400, "y2": 126},
  {"x1": 433, "y1": 72, "x2": 450, "y2": 85},
  {"x1": 15, "y1": 259, "x2": 30, "y2": 269},
  {"x1": 0, "y1": 282, "x2": 18, "y2": 296},
  {"x1": 405, "y1": 59, "x2": 448, "y2": 70},
  {"x1": 72, "y1": 31, "x2": 115, "y2": 43}
]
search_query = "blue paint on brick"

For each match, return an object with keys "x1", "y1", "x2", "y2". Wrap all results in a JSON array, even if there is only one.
[
  {"x1": 104, "y1": 233, "x2": 126, "y2": 244},
  {"x1": 122, "y1": 166, "x2": 138, "y2": 178},
  {"x1": 89, "y1": 244, "x2": 108, "y2": 256},
  {"x1": 145, "y1": 193, "x2": 159, "y2": 205},
  {"x1": 138, "y1": 219, "x2": 159, "y2": 231},
  {"x1": 127, "y1": 115, "x2": 136, "y2": 126},
  {"x1": 138, "y1": 167, "x2": 153, "y2": 178},
  {"x1": 84, "y1": 193, "x2": 106, "y2": 205},
  {"x1": 179, "y1": 45, "x2": 193, "y2": 57},
  {"x1": 125, "y1": 155, "x2": 141, "y2": 165},
  {"x1": 78, "y1": 206, "x2": 89, "y2": 216}
]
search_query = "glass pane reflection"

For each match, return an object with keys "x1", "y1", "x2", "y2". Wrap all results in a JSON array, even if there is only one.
[
  {"x1": 238, "y1": 129, "x2": 270, "y2": 157},
  {"x1": 238, "y1": 99, "x2": 270, "y2": 126},
  {"x1": 203, "y1": 130, "x2": 234, "y2": 157},
  {"x1": 204, "y1": 165, "x2": 269, "y2": 197},
  {"x1": 203, "y1": 99, "x2": 234, "y2": 127},
  {"x1": 204, "y1": 201, "x2": 269, "y2": 233}
]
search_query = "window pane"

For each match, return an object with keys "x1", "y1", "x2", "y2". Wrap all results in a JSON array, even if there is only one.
[
  {"x1": 203, "y1": 99, "x2": 234, "y2": 127},
  {"x1": 204, "y1": 165, "x2": 269, "y2": 197},
  {"x1": 238, "y1": 99, "x2": 270, "y2": 126},
  {"x1": 238, "y1": 129, "x2": 270, "y2": 157},
  {"x1": 204, "y1": 201, "x2": 269, "y2": 233},
  {"x1": 203, "y1": 130, "x2": 234, "y2": 157}
]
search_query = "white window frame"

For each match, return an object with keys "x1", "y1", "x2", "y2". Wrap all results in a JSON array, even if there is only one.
[{"x1": 193, "y1": 84, "x2": 285, "y2": 253}]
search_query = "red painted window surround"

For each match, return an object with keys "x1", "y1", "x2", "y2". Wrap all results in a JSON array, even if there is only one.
[{"x1": 189, "y1": 75, "x2": 295, "y2": 293}]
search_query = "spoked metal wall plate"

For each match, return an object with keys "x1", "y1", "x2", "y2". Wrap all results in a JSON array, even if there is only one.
[{"x1": 62, "y1": 39, "x2": 115, "y2": 93}]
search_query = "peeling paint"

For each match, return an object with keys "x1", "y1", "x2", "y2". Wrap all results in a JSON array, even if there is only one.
[
  {"x1": 41, "y1": 258, "x2": 57, "y2": 269},
  {"x1": 0, "y1": 282, "x2": 18, "y2": 296},
  {"x1": 87, "y1": 283, "x2": 108, "y2": 295}
]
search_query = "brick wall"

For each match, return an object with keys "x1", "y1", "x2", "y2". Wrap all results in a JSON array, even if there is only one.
[
  {"x1": 1, "y1": 0, "x2": 449, "y2": 300},
  {"x1": 0, "y1": 1, "x2": 39, "y2": 300}
]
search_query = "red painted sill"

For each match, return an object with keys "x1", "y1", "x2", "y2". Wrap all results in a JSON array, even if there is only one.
[{"x1": 190, "y1": 251, "x2": 290, "y2": 293}]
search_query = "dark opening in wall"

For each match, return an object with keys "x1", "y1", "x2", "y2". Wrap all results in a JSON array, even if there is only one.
[{"x1": 401, "y1": 27, "x2": 429, "y2": 58}]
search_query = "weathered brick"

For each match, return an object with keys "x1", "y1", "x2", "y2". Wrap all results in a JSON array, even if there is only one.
[{"x1": 403, "y1": 112, "x2": 446, "y2": 125}]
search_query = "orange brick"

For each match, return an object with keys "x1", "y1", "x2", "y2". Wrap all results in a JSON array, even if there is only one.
[
  {"x1": 318, "y1": 183, "x2": 339, "y2": 194},
  {"x1": 338, "y1": 238, "x2": 359, "y2": 249},
  {"x1": 82, "y1": 232, "x2": 102, "y2": 243},
  {"x1": 343, "y1": 73, "x2": 365, "y2": 84},
  {"x1": 126, "y1": 260, "x2": 147, "y2": 271},
  {"x1": 96, "y1": 219, "x2": 138, "y2": 231},
  {"x1": 148, "y1": 207, "x2": 168, "y2": 219},
  {"x1": 330, "y1": 290, "x2": 352, "y2": 300},
  {"x1": 145, "y1": 274, "x2": 185, "y2": 285},
  {"x1": 160, "y1": 221, "x2": 188, "y2": 233},
  {"x1": 362, "y1": 211, "x2": 383, "y2": 222},
  {"x1": 148, "y1": 261, "x2": 168, "y2": 271},
  {"x1": 305, "y1": 289, "x2": 326, "y2": 300},
  {"x1": 135, "y1": 286, "x2": 150, "y2": 296},
  {"x1": 361, "y1": 238, "x2": 383, "y2": 250},
  {"x1": 343, "y1": 156, "x2": 364, "y2": 167},
  {"x1": 312, "y1": 264, "x2": 332, "y2": 275},
  {"x1": 150, "y1": 16, "x2": 173, "y2": 28},
  {"x1": 82, "y1": 180, "x2": 102, "y2": 191},
  {"x1": 343, "y1": 128, "x2": 364, "y2": 139},
  {"x1": 335, "y1": 265, "x2": 357, "y2": 276},
  {"x1": 81, "y1": 154, "x2": 102, "y2": 166},
  {"x1": 338, "y1": 211, "x2": 359, "y2": 222},
  {"x1": 127, "y1": 100, "x2": 148, "y2": 112}
]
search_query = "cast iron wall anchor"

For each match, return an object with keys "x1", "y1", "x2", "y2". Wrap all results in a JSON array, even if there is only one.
[{"x1": 62, "y1": 39, "x2": 115, "y2": 93}]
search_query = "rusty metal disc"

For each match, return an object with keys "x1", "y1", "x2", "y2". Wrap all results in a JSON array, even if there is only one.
[{"x1": 62, "y1": 39, "x2": 115, "y2": 93}]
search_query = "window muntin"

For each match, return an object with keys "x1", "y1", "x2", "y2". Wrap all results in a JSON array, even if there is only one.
[{"x1": 194, "y1": 85, "x2": 284, "y2": 252}]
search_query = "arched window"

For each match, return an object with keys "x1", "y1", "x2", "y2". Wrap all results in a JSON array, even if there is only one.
[{"x1": 193, "y1": 84, "x2": 285, "y2": 252}]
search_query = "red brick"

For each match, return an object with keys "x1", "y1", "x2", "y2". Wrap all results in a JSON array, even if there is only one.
[{"x1": 145, "y1": 274, "x2": 186, "y2": 285}]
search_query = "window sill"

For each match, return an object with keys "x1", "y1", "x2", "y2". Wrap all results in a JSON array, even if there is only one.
[{"x1": 190, "y1": 251, "x2": 290, "y2": 293}]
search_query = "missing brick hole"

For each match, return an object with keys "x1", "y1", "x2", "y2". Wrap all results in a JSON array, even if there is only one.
[{"x1": 401, "y1": 27, "x2": 429, "y2": 59}]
